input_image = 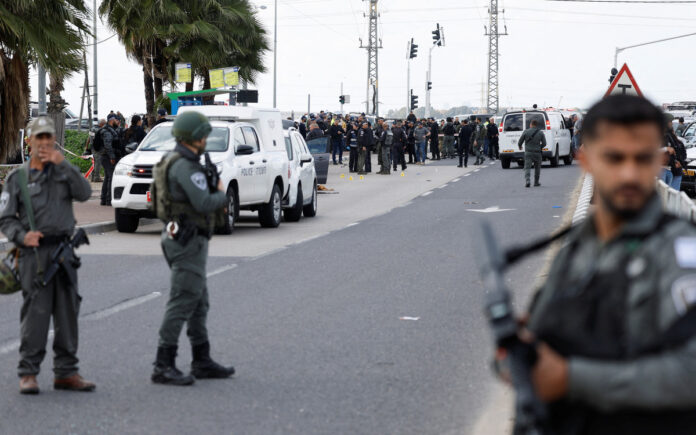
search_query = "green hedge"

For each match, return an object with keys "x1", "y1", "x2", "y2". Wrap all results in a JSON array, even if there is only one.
[{"x1": 64, "y1": 130, "x2": 92, "y2": 173}]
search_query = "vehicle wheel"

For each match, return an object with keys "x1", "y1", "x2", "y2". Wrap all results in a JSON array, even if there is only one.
[
  {"x1": 303, "y1": 182, "x2": 318, "y2": 217},
  {"x1": 259, "y1": 184, "x2": 282, "y2": 228},
  {"x1": 283, "y1": 185, "x2": 303, "y2": 222},
  {"x1": 217, "y1": 185, "x2": 239, "y2": 235},
  {"x1": 550, "y1": 146, "x2": 559, "y2": 167},
  {"x1": 501, "y1": 158, "x2": 510, "y2": 169},
  {"x1": 115, "y1": 209, "x2": 139, "y2": 233},
  {"x1": 563, "y1": 150, "x2": 574, "y2": 166}
]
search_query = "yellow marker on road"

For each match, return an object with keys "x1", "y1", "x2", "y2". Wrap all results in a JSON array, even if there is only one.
[
  {"x1": 340, "y1": 173, "x2": 345, "y2": 179},
  {"x1": 349, "y1": 176, "x2": 353, "y2": 181},
  {"x1": 359, "y1": 175, "x2": 364, "y2": 180},
  {"x1": 400, "y1": 172, "x2": 405, "y2": 177}
]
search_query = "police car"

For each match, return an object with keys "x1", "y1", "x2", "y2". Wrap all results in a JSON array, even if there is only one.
[
  {"x1": 498, "y1": 110, "x2": 573, "y2": 169},
  {"x1": 282, "y1": 127, "x2": 317, "y2": 221},
  {"x1": 111, "y1": 106, "x2": 289, "y2": 233}
]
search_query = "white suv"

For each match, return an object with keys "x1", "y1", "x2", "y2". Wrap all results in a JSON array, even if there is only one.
[
  {"x1": 282, "y1": 127, "x2": 317, "y2": 221},
  {"x1": 111, "y1": 106, "x2": 289, "y2": 233},
  {"x1": 498, "y1": 110, "x2": 573, "y2": 169}
]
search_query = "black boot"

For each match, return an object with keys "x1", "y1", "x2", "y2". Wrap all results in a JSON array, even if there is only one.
[
  {"x1": 191, "y1": 342, "x2": 235, "y2": 379},
  {"x1": 152, "y1": 346, "x2": 195, "y2": 386}
]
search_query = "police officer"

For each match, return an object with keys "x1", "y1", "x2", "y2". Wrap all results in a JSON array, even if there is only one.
[
  {"x1": 457, "y1": 119, "x2": 474, "y2": 168},
  {"x1": 471, "y1": 118, "x2": 487, "y2": 166},
  {"x1": 523, "y1": 95, "x2": 696, "y2": 434},
  {"x1": 100, "y1": 114, "x2": 120, "y2": 206},
  {"x1": 518, "y1": 118, "x2": 546, "y2": 188},
  {"x1": 151, "y1": 111, "x2": 234, "y2": 386},
  {"x1": 356, "y1": 122, "x2": 373, "y2": 175},
  {"x1": 0, "y1": 117, "x2": 95, "y2": 394}
]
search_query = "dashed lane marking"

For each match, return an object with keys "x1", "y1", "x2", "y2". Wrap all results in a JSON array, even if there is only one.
[
  {"x1": 346, "y1": 222, "x2": 359, "y2": 228},
  {"x1": 421, "y1": 191, "x2": 433, "y2": 197},
  {"x1": 82, "y1": 292, "x2": 163, "y2": 321},
  {"x1": 452, "y1": 178, "x2": 461, "y2": 183}
]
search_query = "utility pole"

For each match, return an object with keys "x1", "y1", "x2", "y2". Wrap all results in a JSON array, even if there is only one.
[
  {"x1": 93, "y1": 0, "x2": 98, "y2": 118},
  {"x1": 38, "y1": 64, "x2": 47, "y2": 114},
  {"x1": 359, "y1": 0, "x2": 382, "y2": 116},
  {"x1": 273, "y1": 0, "x2": 278, "y2": 108},
  {"x1": 407, "y1": 39, "x2": 418, "y2": 112},
  {"x1": 484, "y1": 0, "x2": 507, "y2": 115},
  {"x1": 340, "y1": 82, "x2": 344, "y2": 113},
  {"x1": 307, "y1": 94, "x2": 311, "y2": 115},
  {"x1": 426, "y1": 24, "x2": 443, "y2": 119}
]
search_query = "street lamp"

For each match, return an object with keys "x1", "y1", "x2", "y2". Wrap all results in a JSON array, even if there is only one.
[
  {"x1": 614, "y1": 31, "x2": 696, "y2": 68},
  {"x1": 256, "y1": 2, "x2": 277, "y2": 108}
]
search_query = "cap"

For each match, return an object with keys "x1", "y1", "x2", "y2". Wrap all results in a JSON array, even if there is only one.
[
  {"x1": 157, "y1": 108, "x2": 167, "y2": 116},
  {"x1": 107, "y1": 113, "x2": 118, "y2": 121},
  {"x1": 28, "y1": 116, "x2": 55, "y2": 137}
]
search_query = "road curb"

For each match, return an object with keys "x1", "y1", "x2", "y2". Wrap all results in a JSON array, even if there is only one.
[
  {"x1": 572, "y1": 173, "x2": 593, "y2": 224},
  {"x1": 0, "y1": 220, "x2": 116, "y2": 252}
]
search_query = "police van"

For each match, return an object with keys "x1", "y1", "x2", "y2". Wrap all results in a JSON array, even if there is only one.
[
  {"x1": 111, "y1": 106, "x2": 289, "y2": 233},
  {"x1": 498, "y1": 110, "x2": 573, "y2": 169},
  {"x1": 282, "y1": 126, "x2": 318, "y2": 221}
]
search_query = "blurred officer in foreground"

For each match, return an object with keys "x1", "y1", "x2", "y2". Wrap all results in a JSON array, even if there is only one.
[
  {"x1": 518, "y1": 118, "x2": 546, "y2": 188},
  {"x1": 524, "y1": 95, "x2": 696, "y2": 434},
  {"x1": 150, "y1": 111, "x2": 234, "y2": 386},
  {"x1": 0, "y1": 117, "x2": 94, "y2": 394}
]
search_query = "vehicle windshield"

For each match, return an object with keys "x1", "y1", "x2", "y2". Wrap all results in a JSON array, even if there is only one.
[
  {"x1": 306, "y1": 137, "x2": 328, "y2": 154},
  {"x1": 683, "y1": 124, "x2": 696, "y2": 148},
  {"x1": 503, "y1": 114, "x2": 523, "y2": 132},
  {"x1": 138, "y1": 126, "x2": 229, "y2": 152}
]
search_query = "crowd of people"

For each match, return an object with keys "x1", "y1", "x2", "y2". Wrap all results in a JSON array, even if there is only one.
[{"x1": 290, "y1": 111, "x2": 502, "y2": 175}]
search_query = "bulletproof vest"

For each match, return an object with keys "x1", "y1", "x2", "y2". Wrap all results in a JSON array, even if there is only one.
[
  {"x1": 533, "y1": 214, "x2": 696, "y2": 435},
  {"x1": 150, "y1": 153, "x2": 213, "y2": 233}
]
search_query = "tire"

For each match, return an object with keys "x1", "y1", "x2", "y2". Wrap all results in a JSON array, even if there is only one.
[
  {"x1": 501, "y1": 158, "x2": 510, "y2": 169},
  {"x1": 115, "y1": 209, "x2": 139, "y2": 233},
  {"x1": 563, "y1": 150, "x2": 574, "y2": 166},
  {"x1": 550, "y1": 146, "x2": 559, "y2": 167},
  {"x1": 258, "y1": 184, "x2": 282, "y2": 228},
  {"x1": 303, "y1": 182, "x2": 318, "y2": 217},
  {"x1": 283, "y1": 185, "x2": 303, "y2": 222},
  {"x1": 217, "y1": 185, "x2": 239, "y2": 235}
]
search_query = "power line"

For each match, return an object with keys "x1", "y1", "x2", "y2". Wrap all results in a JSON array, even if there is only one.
[{"x1": 546, "y1": 0, "x2": 696, "y2": 3}]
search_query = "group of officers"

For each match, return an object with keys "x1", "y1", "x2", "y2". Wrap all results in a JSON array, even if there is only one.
[
  {"x1": 2, "y1": 95, "x2": 696, "y2": 435},
  {"x1": 295, "y1": 111, "x2": 502, "y2": 175}
]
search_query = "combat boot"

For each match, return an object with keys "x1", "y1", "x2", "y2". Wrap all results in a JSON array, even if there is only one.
[
  {"x1": 152, "y1": 346, "x2": 195, "y2": 386},
  {"x1": 191, "y1": 341, "x2": 235, "y2": 379}
]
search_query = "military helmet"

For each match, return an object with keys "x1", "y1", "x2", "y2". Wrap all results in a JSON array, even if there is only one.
[{"x1": 171, "y1": 111, "x2": 212, "y2": 142}]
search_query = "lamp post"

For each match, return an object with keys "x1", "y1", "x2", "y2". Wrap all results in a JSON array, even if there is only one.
[{"x1": 614, "y1": 31, "x2": 696, "y2": 68}]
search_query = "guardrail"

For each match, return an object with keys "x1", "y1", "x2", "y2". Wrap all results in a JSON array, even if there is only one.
[{"x1": 657, "y1": 179, "x2": 696, "y2": 222}]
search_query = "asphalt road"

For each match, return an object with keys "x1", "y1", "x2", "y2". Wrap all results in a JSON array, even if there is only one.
[{"x1": 0, "y1": 157, "x2": 580, "y2": 435}]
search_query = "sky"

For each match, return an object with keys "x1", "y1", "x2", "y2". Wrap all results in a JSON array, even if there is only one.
[{"x1": 29, "y1": 0, "x2": 696, "y2": 119}]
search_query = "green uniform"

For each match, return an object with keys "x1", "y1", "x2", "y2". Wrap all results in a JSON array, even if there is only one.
[
  {"x1": 528, "y1": 196, "x2": 696, "y2": 433},
  {"x1": 471, "y1": 124, "x2": 487, "y2": 165},
  {"x1": 518, "y1": 127, "x2": 546, "y2": 185},
  {"x1": 157, "y1": 144, "x2": 226, "y2": 348},
  {"x1": 0, "y1": 160, "x2": 91, "y2": 378}
]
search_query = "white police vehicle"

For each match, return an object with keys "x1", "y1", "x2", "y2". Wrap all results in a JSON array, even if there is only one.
[
  {"x1": 498, "y1": 110, "x2": 573, "y2": 169},
  {"x1": 111, "y1": 106, "x2": 289, "y2": 233},
  {"x1": 282, "y1": 127, "x2": 317, "y2": 221}
]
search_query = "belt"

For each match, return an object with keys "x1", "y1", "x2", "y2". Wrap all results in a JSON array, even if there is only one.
[{"x1": 39, "y1": 234, "x2": 70, "y2": 246}]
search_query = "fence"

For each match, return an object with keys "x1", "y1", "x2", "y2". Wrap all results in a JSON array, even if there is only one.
[{"x1": 657, "y1": 179, "x2": 696, "y2": 222}]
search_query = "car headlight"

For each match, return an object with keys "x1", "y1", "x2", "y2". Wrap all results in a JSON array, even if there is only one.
[{"x1": 114, "y1": 163, "x2": 133, "y2": 177}]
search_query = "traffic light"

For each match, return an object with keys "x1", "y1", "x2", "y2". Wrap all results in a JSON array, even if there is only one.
[
  {"x1": 409, "y1": 38, "x2": 418, "y2": 59},
  {"x1": 432, "y1": 23, "x2": 441, "y2": 45},
  {"x1": 608, "y1": 67, "x2": 618, "y2": 83},
  {"x1": 339, "y1": 95, "x2": 345, "y2": 104},
  {"x1": 427, "y1": 81, "x2": 432, "y2": 91},
  {"x1": 410, "y1": 90, "x2": 419, "y2": 111}
]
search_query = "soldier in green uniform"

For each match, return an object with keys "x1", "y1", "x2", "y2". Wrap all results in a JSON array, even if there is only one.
[
  {"x1": 471, "y1": 118, "x2": 487, "y2": 166},
  {"x1": 519, "y1": 96, "x2": 696, "y2": 434},
  {"x1": 0, "y1": 116, "x2": 95, "y2": 394},
  {"x1": 150, "y1": 111, "x2": 235, "y2": 386},
  {"x1": 518, "y1": 119, "x2": 547, "y2": 188}
]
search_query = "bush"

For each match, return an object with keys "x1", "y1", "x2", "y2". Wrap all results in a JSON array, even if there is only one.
[{"x1": 64, "y1": 130, "x2": 92, "y2": 173}]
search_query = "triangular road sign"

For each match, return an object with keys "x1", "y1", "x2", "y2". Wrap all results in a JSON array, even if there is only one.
[{"x1": 605, "y1": 63, "x2": 642, "y2": 97}]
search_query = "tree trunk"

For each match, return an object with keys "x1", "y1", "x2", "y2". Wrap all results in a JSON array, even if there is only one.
[
  {"x1": 201, "y1": 68, "x2": 214, "y2": 104},
  {"x1": 154, "y1": 76, "x2": 163, "y2": 101},
  {"x1": 47, "y1": 73, "x2": 66, "y2": 147},
  {"x1": 185, "y1": 81, "x2": 193, "y2": 92},
  {"x1": 143, "y1": 64, "x2": 155, "y2": 118},
  {"x1": 0, "y1": 52, "x2": 29, "y2": 163}
]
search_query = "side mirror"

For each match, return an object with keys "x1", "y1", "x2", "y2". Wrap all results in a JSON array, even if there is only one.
[
  {"x1": 300, "y1": 153, "x2": 313, "y2": 166},
  {"x1": 236, "y1": 144, "x2": 254, "y2": 155}
]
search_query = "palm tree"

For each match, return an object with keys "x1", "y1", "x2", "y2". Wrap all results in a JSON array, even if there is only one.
[{"x1": 0, "y1": 0, "x2": 89, "y2": 162}]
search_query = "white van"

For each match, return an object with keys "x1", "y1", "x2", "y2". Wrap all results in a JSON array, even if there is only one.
[
  {"x1": 111, "y1": 105, "x2": 289, "y2": 233},
  {"x1": 282, "y1": 127, "x2": 318, "y2": 221},
  {"x1": 498, "y1": 110, "x2": 573, "y2": 169}
]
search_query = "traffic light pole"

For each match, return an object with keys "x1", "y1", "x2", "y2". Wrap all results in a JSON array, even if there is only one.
[
  {"x1": 407, "y1": 60, "x2": 410, "y2": 112},
  {"x1": 341, "y1": 82, "x2": 344, "y2": 113},
  {"x1": 425, "y1": 44, "x2": 435, "y2": 119}
]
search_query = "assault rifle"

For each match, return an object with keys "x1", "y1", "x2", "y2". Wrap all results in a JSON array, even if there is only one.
[{"x1": 42, "y1": 228, "x2": 90, "y2": 287}]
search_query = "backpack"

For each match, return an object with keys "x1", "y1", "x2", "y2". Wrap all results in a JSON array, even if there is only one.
[
  {"x1": 92, "y1": 128, "x2": 105, "y2": 152},
  {"x1": 149, "y1": 153, "x2": 182, "y2": 222}
]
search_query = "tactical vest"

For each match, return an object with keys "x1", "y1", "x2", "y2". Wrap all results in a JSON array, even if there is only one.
[
  {"x1": 149, "y1": 153, "x2": 213, "y2": 233},
  {"x1": 532, "y1": 214, "x2": 696, "y2": 435}
]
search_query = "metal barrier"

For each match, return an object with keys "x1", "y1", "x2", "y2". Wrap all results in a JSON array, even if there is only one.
[{"x1": 656, "y1": 179, "x2": 696, "y2": 222}]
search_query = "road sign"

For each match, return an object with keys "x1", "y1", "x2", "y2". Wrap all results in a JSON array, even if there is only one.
[
  {"x1": 175, "y1": 63, "x2": 192, "y2": 83},
  {"x1": 605, "y1": 63, "x2": 642, "y2": 97}
]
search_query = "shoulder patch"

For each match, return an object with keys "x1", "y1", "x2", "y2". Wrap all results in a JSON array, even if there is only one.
[
  {"x1": 671, "y1": 274, "x2": 696, "y2": 315},
  {"x1": 674, "y1": 237, "x2": 696, "y2": 268},
  {"x1": 0, "y1": 191, "x2": 9, "y2": 213},
  {"x1": 190, "y1": 172, "x2": 208, "y2": 191}
]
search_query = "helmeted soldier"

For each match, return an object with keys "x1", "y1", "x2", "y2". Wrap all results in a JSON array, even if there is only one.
[
  {"x1": 0, "y1": 116, "x2": 95, "y2": 394},
  {"x1": 150, "y1": 110, "x2": 234, "y2": 386}
]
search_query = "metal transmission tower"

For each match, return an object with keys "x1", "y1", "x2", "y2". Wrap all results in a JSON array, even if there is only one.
[
  {"x1": 484, "y1": 0, "x2": 507, "y2": 114},
  {"x1": 359, "y1": 0, "x2": 382, "y2": 116}
]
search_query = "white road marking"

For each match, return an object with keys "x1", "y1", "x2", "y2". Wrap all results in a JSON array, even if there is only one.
[
  {"x1": 468, "y1": 206, "x2": 516, "y2": 213},
  {"x1": 464, "y1": 174, "x2": 471, "y2": 177},
  {"x1": 438, "y1": 184, "x2": 448, "y2": 189},
  {"x1": 346, "y1": 222, "x2": 359, "y2": 228},
  {"x1": 82, "y1": 292, "x2": 162, "y2": 321},
  {"x1": 421, "y1": 191, "x2": 433, "y2": 197},
  {"x1": 207, "y1": 264, "x2": 238, "y2": 278},
  {"x1": 452, "y1": 178, "x2": 461, "y2": 183}
]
